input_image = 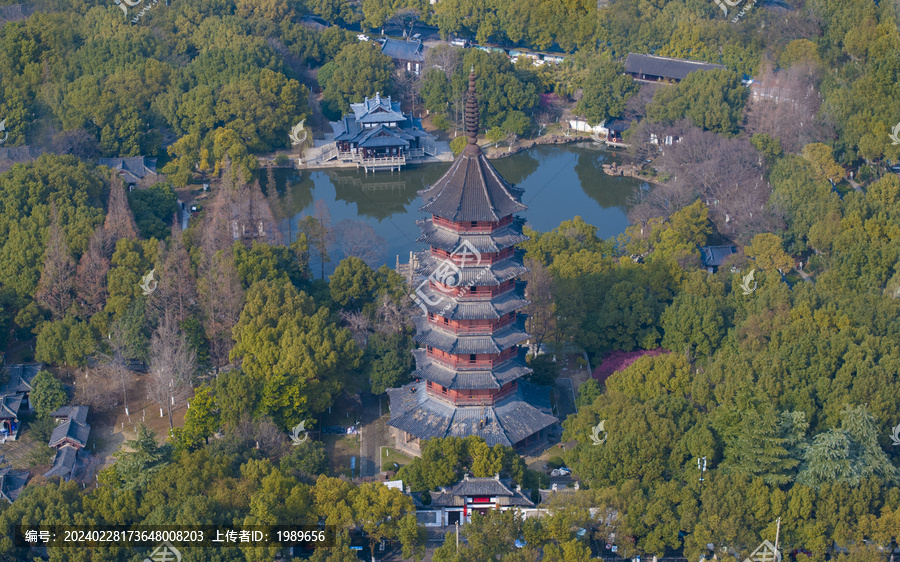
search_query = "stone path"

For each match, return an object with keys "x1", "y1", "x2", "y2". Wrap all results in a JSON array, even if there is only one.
[
  {"x1": 848, "y1": 178, "x2": 863, "y2": 192},
  {"x1": 794, "y1": 268, "x2": 814, "y2": 284}
]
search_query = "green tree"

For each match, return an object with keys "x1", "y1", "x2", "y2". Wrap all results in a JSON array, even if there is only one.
[
  {"x1": 796, "y1": 405, "x2": 898, "y2": 487},
  {"x1": 661, "y1": 293, "x2": 728, "y2": 357},
  {"x1": 575, "y1": 60, "x2": 638, "y2": 125},
  {"x1": 320, "y1": 42, "x2": 394, "y2": 118},
  {"x1": 647, "y1": 69, "x2": 748, "y2": 135},
  {"x1": 174, "y1": 385, "x2": 220, "y2": 451},
  {"x1": 230, "y1": 280, "x2": 363, "y2": 428},
  {"x1": 128, "y1": 184, "x2": 179, "y2": 240},
  {"x1": 801, "y1": 143, "x2": 845, "y2": 184},
  {"x1": 29, "y1": 370, "x2": 68, "y2": 418},
  {"x1": 35, "y1": 314, "x2": 98, "y2": 366},
  {"x1": 745, "y1": 232, "x2": 793, "y2": 273},
  {"x1": 365, "y1": 332, "x2": 415, "y2": 394},
  {"x1": 330, "y1": 256, "x2": 379, "y2": 309},
  {"x1": 721, "y1": 404, "x2": 800, "y2": 486}
]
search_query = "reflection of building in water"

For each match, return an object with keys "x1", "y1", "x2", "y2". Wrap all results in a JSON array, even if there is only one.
[{"x1": 329, "y1": 174, "x2": 407, "y2": 193}]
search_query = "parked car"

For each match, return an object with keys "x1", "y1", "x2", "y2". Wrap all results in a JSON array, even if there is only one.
[
  {"x1": 357, "y1": 34, "x2": 369, "y2": 41},
  {"x1": 450, "y1": 38, "x2": 468, "y2": 47},
  {"x1": 411, "y1": 33, "x2": 422, "y2": 40}
]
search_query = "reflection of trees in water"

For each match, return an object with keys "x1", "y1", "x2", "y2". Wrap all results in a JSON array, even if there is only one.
[
  {"x1": 490, "y1": 150, "x2": 540, "y2": 186},
  {"x1": 334, "y1": 219, "x2": 387, "y2": 269},
  {"x1": 328, "y1": 164, "x2": 451, "y2": 220},
  {"x1": 261, "y1": 168, "x2": 314, "y2": 240},
  {"x1": 574, "y1": 147, "x2": 639, "y2": 209}
]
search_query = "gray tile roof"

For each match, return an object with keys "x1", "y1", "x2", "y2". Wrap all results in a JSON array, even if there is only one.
[
  {"x1": 415, "y1": 252, "x2": 529, "y2": 287},
  {"x1": 412, "y1": 349, "x2": 531, "y2": 389},
  {"x1": 98, "y1": 157, "x2": 157, "y2": 180},
  {"x1": 350, "y1": 94, "x2": 406, "y2": 122},
  {"x1": 387, "y1": 381, "x2": 557, "y2": 447},
  {"x1": 44, "y1": 445, "x2": 78, "y2": 480},
  {"x1": 448, "y1": 475, "x2": 514, "y2": 497},
  {"x1": 49, "y1": 406, "x2": 89, "y2": 425},
  {"x1": 417, "y1": 218, "x2": 528, "y2": 254},
  {"x1": 418, "y1": 149, "x2": 527, "y2": 222},
  {"x1": 0, "y1": 465, "x2": 29, "y2": 503},
  {"x1": 624, "y1": 53, "x2": 726, "y2": 81},
  {"x1": 0, "y1": 395, "x2": 22, "y2": 420},
  {"x1": 700, "y1": 245, "x2": 737, "y2": 267},
  {"x1": 49, "y1": 417, "x2": 90, "y2": 448},
  {"x1": 412, "y1": 284, "x2": 529, "y2": 320},
  {"x1": 381, "y1": 39, "x2": 425, "y2": 63},
  {"x1": 0, "y1": 364, "x2": 41, "y2": 396}
]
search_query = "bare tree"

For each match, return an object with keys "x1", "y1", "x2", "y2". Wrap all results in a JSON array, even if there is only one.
[
  {"x1": 426, "y1": 44, "x2": 462, "y2": 80},
  {"x1": 298, "y1": 200, "x2": 333, "y2": 279},
  {"x1": 75, "y1": 226, "x2": 111, "y2": 316},
  {"x1": 647, "y1": 126, "x2": 774, "y2": 239},
  {"x1": 340, "y1": 309, "x2": 371, "y2": 347},
  {"x1": 73, "y1": 366, "x2": 121, "y2": 415},
  {"x1": 148, "y1": 221, "x2": 197, "y2": 325},
  {"x1": 334, "y1": 219, "x2": 387, "y2": 268},
  {"x1": 523, "y1": 258, "x2": 556, "y2": 351},
  {"x1": 148, "y1": 312, "x2": 197, "y2": 430},
  {"x1": 744, "y1": 61, "x2": 827, "y2": 154},
  {"x1": 50, "y1": 128, "x2": 100, "y2": 160},
  {"x1": 199, "y1": 247, "x2": 244, "y2": 368},
  {"x1": 394, "y1": 70, "x2": 422, "y2": 116},
  {"x1": 36, "y1": 206, "x2": 76, "y2": 320},
  {"x1": 104, "y1": 174, "x2": 138, "y2": 242},
  {"x1": 375, "y1": 292, "x2": 415, "y2": 335}
]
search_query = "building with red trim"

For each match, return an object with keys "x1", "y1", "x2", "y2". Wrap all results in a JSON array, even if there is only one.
[{"x1": 386, "y1": 72, "x2": 558, "y2": 457}]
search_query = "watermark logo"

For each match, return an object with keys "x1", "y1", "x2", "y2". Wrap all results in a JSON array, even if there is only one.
[
  {"x1": 290, "y1": 421, "x2": 309, "y2": 445},
  {"x1": 739, "y1": 269, "x2": 757, "y2": 296},
  {"x1": 114, "y1": 0, "x2": 163, "y2": 24},
  {"x1": 143, "y1": 542, "x2": 181, "y2": 562},
  {"x1": 890, "y1": 423, "x2": 900, "y2": 446},
  {"x1": 714, "y1": 0, "x2": 757, "y2": 22},
  {"x1": 409, "y1": 240, "x2": 486, "y2": 315},
  {"x1": 289, "y1": 119, "x2": 308, "y2": 146},
  {"x1": 0, "y1": 119, "x2": 8, "y2": 145},
  {"x1": 139, "y1": 269, "x2": 158, "y2": 296},
  {"x1": 590, "y1": 419, "x2": 608, "y2": 445},
  {"x1": 889, "y1": 122, "x2": 900, "y2": 145}
]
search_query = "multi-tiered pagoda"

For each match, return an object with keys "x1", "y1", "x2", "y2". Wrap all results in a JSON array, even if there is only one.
[{"x1": 387, "y1": 72, "x2": 558, "y2": 457}]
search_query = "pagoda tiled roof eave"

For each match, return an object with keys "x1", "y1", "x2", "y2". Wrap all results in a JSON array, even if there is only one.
[
  {"x1": 412, "y1": 317, "x2": 530, "y2": 355},
  {"x1": 414, "y1": 251, "x2": 530, "y2": 287},
  {"x1": 387, "y1": 381, "x2": 557, "y2": 446},
  {"x1": 412, "y1": 282, "x2": 530, "y2": 319},
  {"x1": 410, "y1": 349, "x2": 532, "y2": 389},
  {"x1": 416, "y1": 219, "x2": 528, "y2": 254},
  {"x1": 417, "y1": 151, "x2": 528, "y2": 222}
]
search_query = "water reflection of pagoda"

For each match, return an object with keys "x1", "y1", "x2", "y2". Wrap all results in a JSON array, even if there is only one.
[{"x1": 386, "y1": 72, "x2": 558, "y2": 457}]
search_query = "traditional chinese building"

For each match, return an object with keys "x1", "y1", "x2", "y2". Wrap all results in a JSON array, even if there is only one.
[
  {"x1": 328, "y1": 93, "x2": 432, "y2": 171},
  {"x1": 386, "y1": 72, "x2": 558, "y2": 457},
  {"x1": 411, "y1": 474, "x2": 535, "y2": 527}
]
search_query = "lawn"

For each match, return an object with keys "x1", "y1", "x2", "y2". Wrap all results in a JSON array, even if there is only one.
[
  {"x1": 380, "y1": 446, "x2": 413, "y2": 473},
  {"x1": 323, "y1": 433, "x2": 359, "y2": 478}
]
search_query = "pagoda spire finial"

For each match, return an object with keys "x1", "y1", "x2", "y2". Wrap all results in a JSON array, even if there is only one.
[{"x1": 465, "y1": 68, "x2": 479, "y2": 146}]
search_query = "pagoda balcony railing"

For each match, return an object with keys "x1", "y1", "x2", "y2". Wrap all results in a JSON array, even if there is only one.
[
  {"x1": 428, "y1": 316, "x2": 516, "y2": 334},
  {"x1": 428, "y1": 353, "x2": 517, "y2": 370},
  {"x1": 432, "y1": 215, "x2": 513, "y2": 234},
  {"x1": 431, "y1": 385, "x2": 518, "y2": 406}
]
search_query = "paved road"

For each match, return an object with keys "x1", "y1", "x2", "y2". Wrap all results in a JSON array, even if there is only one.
[{"x1": 359, "y1": 393, "x2": 387, "y2": 478}]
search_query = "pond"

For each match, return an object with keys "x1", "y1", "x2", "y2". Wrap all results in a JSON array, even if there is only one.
[{"x1": 264, "y1": 142, "x2": 646, "y2": 276}]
